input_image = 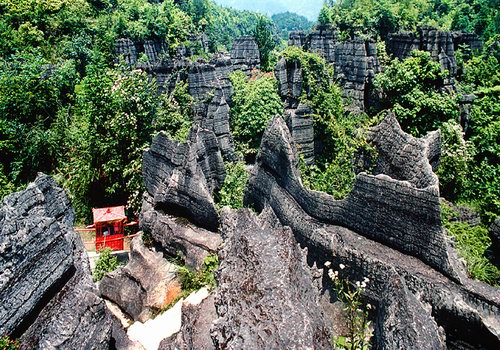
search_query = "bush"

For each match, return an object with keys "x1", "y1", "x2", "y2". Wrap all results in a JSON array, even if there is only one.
[
  {"x1": 437, "y1": 120, "x2": 475, "y2": 200},
  {"x1": 441, "y1": 203, "x2": 499, "y2": 286},
  {"x1": 216, "y1": 161, "x2": 249, "y2": 209},
  {"x1": 230, "y1": 71, "x2": 283, "y2": 158},
  {"x1": 92, "y1": 247, "x2": 120, "y2": 282},
  {"x1": 374, "y1": 50, "x2": 459, "y2": 136},
  {"x1": 0, "y1": 336, "x2": 19, "y2": 350},
  {"x1": 178, "y1": 254, "x2": 219, "y2": 293}
]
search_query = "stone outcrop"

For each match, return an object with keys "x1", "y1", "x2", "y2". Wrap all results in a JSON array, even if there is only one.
[
  {"x1": 159, "y1": 295, "x2": 217, "y2": 350},
  {"x1": 288, "y1": 26, "x2": 381, "y2": 110},
  {"x1": 211, "y1": 207, "x2": 332, "y2": 349},
  {"x1": 230, "y1": 36, "x2": 260, "y2": 73},
  {"x1": 99, "y1": 236, "x2": 180, "y2": 323},
  {"x1": 142, "y1": 127, "x2": 224, "y2": 231},
  {"x1": 386, "y1": 27, "x2": 483, "y2": 88},
  {"x1": 0, "y1": 174, "x2": 112, "y2": 349},
  {"x1": 285, "y1": 104, "x2": 315, "y2": 164},
  {"x1": 275, "y1": 57, "x2": 303, "y2": 108},
  {"x1": 333, "y1": 39, "x2": 380, "y2": 109},
  {"x1": 244, "y1": 115, "x2": 500, "y2": 349},
  {"x1": 188, "y1": 61, "x2": 236, "y2": 160},
  {"x1": 140, "y1": 193, "x2": 222, "y2": 270}
]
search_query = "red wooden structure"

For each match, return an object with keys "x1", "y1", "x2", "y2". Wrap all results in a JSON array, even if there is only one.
[{"x1": 91, "y1": 206, "x2": 127, "y2": 251}]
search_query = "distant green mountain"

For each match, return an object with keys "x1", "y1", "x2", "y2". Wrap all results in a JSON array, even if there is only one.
[{"x1": 213, "y1": 0, "x2": 323, "y2": 20}]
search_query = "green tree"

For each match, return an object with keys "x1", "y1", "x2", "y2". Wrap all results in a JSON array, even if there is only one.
[
  {"x1": 254, "y1": 15, "x2": 276, "y2": 71},
  {"x1": 230, "y1": 71, "x2": 283, "y2": 159},
  {"x1": 374, "y1": 50, "x2": 459, "y2": 136}
]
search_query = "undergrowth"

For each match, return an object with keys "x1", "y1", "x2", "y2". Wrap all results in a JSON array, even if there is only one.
[
  {"x1": 441, "y1": 203, "x2": 499, "y2": 286},
  {"x1": 0, "y1": 336, "x2": 19, "y2": 350},
  {"x1": 92, "y1": 247, "x2": 120, "y2": 282}
]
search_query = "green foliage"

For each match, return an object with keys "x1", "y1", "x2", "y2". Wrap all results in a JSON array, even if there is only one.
[
  {"x1": 374, "y1": 50, "x2": 459, "y2": 136},
  {"x1": 0, "y1": 336, "x2": 20, "y2": 350},
  {"x1": 178, "y1": 254, "x2": 219, "y2": 293},
  {"x1": 326, "y1": 262, "x2": 372, "y2": 350},
  {"x1": 319, "y1": 0, "x2": 499, "y2": 41},
  {"x1": 271, "y1": 12, "x2": 313, "y2": 40},
  {"x1": 230, "y1": 71, "x2": 283, "y2": 158},
  {"x1": 62, "y1": 64, "x2": 158, "y2": 220},
  {"x1": 254, "y1": 16, "x2": 276, "y2": 71},
  {"x1": 92, "y1": 247, "x2": 120, "y2": 282},
  {"x1": 437, "y1": 120, "x2": 475, "y2": 200},
  {"x1": 216, "y1": 161, "x2": 249, "y2": 209},
  {"x1": 441, "y1": 203, "x2": 500, "y2": 285},
  {"x1": 281, "y1": 46, "x2": 375, "y2": 198},
  {"x1": 155, "y1": 81, "x2": 194, "y2": 142}
]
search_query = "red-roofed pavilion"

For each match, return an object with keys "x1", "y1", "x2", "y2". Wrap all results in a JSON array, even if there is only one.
[{"x1": 90, "y1": 206, "x2": 127, "y2": 251}]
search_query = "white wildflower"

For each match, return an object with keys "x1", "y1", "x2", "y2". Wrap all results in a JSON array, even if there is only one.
[
  {"x1": 367, "y1": 303, "x2": 372, "y2": 310},
  {"x1": 339, "y1": 263, "x2": 346, "y2": 270},
  {"x1": 356, "y1": 281, "x2": 361, "y2": 288},
  {"x1": 361, "y1": 281, "x2": 367, "y2": 288},
  {"x1": 324, "y1": 261, "x2": 331, "y2": 267},
  {"x1": 363, "y1": 277, "x2": 370, "y2": 284}
]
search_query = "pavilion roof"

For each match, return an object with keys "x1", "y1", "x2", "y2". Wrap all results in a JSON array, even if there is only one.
[{"x1": 92, "y1": 206, "x2": 127, "y2": 224}]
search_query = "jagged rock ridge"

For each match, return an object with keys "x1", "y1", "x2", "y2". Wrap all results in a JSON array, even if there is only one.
[
  {"x1": 244, "y1": 114, "x2": 500, "y2": 349},
  {"x1": 0, "y1": 175, "x2": 112, "y2": 349}
]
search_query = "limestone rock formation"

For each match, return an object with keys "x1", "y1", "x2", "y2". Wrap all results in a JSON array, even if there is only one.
[
  {"x1": 140, "y1": 193, "x2": 221, "y2": 271},
  {"x1": 230, "y1": 36, "x2": 260, "y2": 73},
  {"x1": 288, "y1": 26, "x2": 380, "y2": 110},
  {"x1": 159, "y1": 295, "x2": 217, "y2": 350},
  {"x1": 211, "y1": 207, "x2": 332, "y2": 350},
  {"x1": 244, "y1": 115, "x2": 500, "y2": 349},
  {"x1": 285, "y1": 104, "x2": 315, "y2": 164},
  {"x1": 142, "y1": 127, "x2": 224, "y2": 231},
  {"x1": 188, "y1": 61, "x2": 236, "y2": 159},
  {"x1": 275, "y1": 57, "x2": 303, "y2": 108},
  {"x1": 386, "y1": 26, "x2": 482, "y2": 88},
  {"x1": 99, "y1": 236, "x2": 180, "y2": 323},
  {"x1": 0, "y1": 174, "x2": 112, "y2": 349}
]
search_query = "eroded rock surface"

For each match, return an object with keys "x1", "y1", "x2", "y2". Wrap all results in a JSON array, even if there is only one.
[
  {"x1": 159, "y1": 295, "x2": 217, "y2": 350},
  {"x1": 230, "y1": 36, "x2": 260, "y2": 73},
  {"x1": 142, "y1": 127, "x2": 224, "y2": 231},
  {"x1": 0, "y1": 174, "x2": 112, "y2": 349},
  {"x1": 99, "y1": 236, "x2": 180, "y2": 323},
  {"x1": 244, "y1": 115, "x2": 500, "y2": 349},
  {"x1": 289, "y1": 26, "x2": 381, "y2": 110},
  {"x1": 211, "y1": 207, "x2": 332, "y2": 350}
]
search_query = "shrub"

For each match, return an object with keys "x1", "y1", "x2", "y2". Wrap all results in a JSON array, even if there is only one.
[
  {"x1": 325, "y1": 261, "x2": 373, "y2": 350},
  {"x1": 374, "y1": 50, "x2": 459, "y2": 136},
  {"x1": 216, "y1": 161, "x2": 249, "y2": 209},
  {"x1": 92, "y1": 247, "x2": 120, "y2": 282},
  {"x1": 441, "y1": 203, "x2": 499, "y2": 286},
  {"x1": 178, "y1": 254, "x2": 219, "y2": 293},
  {"x1": 437, "y1": 120, "x2": 475, "y2": 200},
  {"x1": 230, "y1": 71, "x2": 283, "y2": 158},
  {"x1": 0, "y1": 336, "x2": 19, "y2": 350}
]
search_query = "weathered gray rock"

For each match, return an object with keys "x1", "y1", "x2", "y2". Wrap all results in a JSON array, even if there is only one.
[
  {"x1": 387, "y1": 26, "x2": 461, "y2": 87},
  {"x1": 142, "y1": 127, "x2": 224, "y2": 231},
  {"x1": 230, "y1": 36, "x2": 260, "y2": 73},
  {"x1": 274, "y1": 57, "x2": 303, "y2": 108},
  {"x1": 187, "y1": 61, "x2": 236, "y2": 159},
  {"x1": 333, "y1": 38, "x2": 380, "y2": 109},
  {"x1": 288, "y1": 30, "x2": 307, "y2": 47},
  {"x1": 285, "y1": 104, "x2": 315, "y2": 164},
  {"x1": 288, "y1": 26, "x2": 380, "y2": 110},
  {"x1": 211, "y1": 207, "x2": 332, "y2": 350},
  {"x1": 244, "y1": 115, "x2": 500, "y2": 349},
  {"x1": 99, "y1": 236, "x2": 180, "y2": 323},
  {"x1": 159, "y1": 295, "x2": 217, "y2": 350},
  {"x1": 0, "y1": 174, "x2": 112, "y2": 349},
  {"x1": 140, "y1": 193, "x2": 222, "y2": 271},
  {"x1": 115, "y1": 38, "x2": 138, "y2": 65}
]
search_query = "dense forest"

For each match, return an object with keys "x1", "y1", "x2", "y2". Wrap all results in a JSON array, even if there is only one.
[{"x1": 0, "y1": 0, "x2": 498, "y2": 286}]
